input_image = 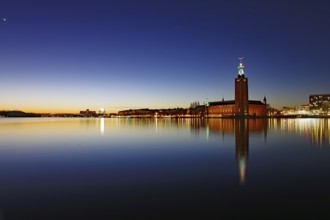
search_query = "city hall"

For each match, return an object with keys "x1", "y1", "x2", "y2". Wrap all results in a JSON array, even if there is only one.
[{"x1": 206, "y1": 59, "x2": 267, "y2": 117}]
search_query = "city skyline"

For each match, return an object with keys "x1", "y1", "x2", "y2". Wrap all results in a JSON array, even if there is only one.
[{"x1": 1, "y1": 0, "x2": 330, "y2": 113}]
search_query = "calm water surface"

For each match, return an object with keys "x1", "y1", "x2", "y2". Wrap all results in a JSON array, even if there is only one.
[{"x1": 0, "y1": 118, "x2": 329, "y2": 219}]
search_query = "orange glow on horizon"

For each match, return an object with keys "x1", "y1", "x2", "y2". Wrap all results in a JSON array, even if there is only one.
[{"x1": 1, "y1": 103, "x2": 189, "y2": 114}]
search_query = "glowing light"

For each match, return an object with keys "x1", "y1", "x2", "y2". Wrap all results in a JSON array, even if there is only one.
[{"x1": 99, "y1": 108, "x2": 105, "y2": 114}]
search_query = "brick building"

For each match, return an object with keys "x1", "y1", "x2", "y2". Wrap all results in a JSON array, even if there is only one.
[{"x1": 206, "y1": 59, "x2": 267, "y2": 117}]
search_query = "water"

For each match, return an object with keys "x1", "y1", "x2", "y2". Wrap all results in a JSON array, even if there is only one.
[{"x1": 0, "y1": 118, "x2": 329, "y2": 219}]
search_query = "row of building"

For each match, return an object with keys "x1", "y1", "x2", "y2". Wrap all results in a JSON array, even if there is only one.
[
  {"x1": 117, "y1": 59, "x2": 267, "y2": 117},
  {"x1": 281, "y1": 94, "x2": 330, "y2": 116},
  {"x1": 81, "y1": 59, "x2": 328, "y2": 118}
]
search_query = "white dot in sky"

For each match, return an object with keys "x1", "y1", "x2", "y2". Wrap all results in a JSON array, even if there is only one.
[{"x1": 3, "y1": 18, "x2": 6, "y2": 21}]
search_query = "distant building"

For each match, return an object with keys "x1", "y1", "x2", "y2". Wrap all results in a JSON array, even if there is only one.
[
  {"x1": 281, "y1": 106, "x2": 295, "y2": 115},
  {"x1": 207, "y1": 59, "x2": 267, "y2": 117},
  {"x1": 118, "y1": 108, "x2": 156, "y2": 117},
  {"x1": 310, "y1": 94, "x2": 330, "y2": 113},
  {"x1": 118, "y1": 108, "x2": 186, "y2": 117},
  {"x1": 281, "y1": 105, "x2": 311, "y2": 115},
  {"x1": 295, "y1": 105, "x2": 310, "y2": 115},
  {"x1": 80, "y1": 109, "x2": 97, "y2": 117}
]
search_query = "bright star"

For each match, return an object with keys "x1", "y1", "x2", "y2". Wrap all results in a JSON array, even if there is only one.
[{"x1": 3, "y1": 18, "x2": 6, "y2": 21}]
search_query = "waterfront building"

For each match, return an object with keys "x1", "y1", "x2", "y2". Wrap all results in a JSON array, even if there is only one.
[
  {"x1": 80, "y1": 109, "x2": 98, "y2": 117},
  {"x1": 295, "y1": 105, "x2": 310, "y2": 115},
  {"x1": 309, "y1": 94, "x2": 330, "y2": 113},
  {"x1": 281, "y1": 106, "x2": 295, "y2": 115},
  {"x1": 118, "y1": 108, "x2": 187, "y2": 117},
  {"x1": 207, "y1": 59, "x2": 267, "y2": 117}
]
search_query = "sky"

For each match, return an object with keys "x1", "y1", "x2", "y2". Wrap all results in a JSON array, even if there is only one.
[{"x1": 1, "y1": 0, "x2": 330, "y2": 113}]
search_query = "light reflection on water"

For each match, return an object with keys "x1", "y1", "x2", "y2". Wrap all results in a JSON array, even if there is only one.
[{"x1": 0, "y1": 118, "x2": 329, "y2": 219}]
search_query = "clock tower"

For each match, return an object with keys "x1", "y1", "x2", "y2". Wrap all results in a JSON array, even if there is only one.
[{"x1": 235, "y1": 58, "x2": 249, "y2": 116}]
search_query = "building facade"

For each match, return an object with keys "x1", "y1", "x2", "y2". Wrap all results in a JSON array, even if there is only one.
[
  {"x1": 309, "y1": 94, "x2": 330, "y2": 113},
  {"x1": 207, "y1": 59, "x2": 266, "y2": 117}
]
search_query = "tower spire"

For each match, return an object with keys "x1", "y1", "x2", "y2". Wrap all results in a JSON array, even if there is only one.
[{"x1": 238, "y1": 57, "x2": 244, "y2": 76}]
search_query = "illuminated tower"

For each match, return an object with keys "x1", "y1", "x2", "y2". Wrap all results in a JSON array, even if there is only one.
[{"x1": 235, "y1": 58, "x2": 249, "y2": 116}]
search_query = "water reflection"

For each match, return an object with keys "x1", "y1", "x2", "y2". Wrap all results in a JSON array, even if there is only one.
[
  {"x1": 190, "y1": 118, "x2": 268, "y2": 184},
  {"x1": 0, "y1": 118, "x2": 330, "y2": 219},
  {"x1": 0, "y1": 118, "x2": 328, "y2": 186},
  {"x1": 269, "y1": 118, "x2": 330, "y2": 147},
  {"x1": 100, "y1": 117, "x2": 104, "y2": 135},
  {"x1": 235, "y1": 119, "x2": 249, "y2": 185},
  {"x1": 309, "y1": 119, "x2": 330, "y2": 146}
]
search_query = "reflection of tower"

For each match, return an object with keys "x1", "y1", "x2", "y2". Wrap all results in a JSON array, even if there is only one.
[
  {"x1": 235, "y1": 119, "x2": 249, "y2": 184},
  {"x1": 100, "y1": 118, "x2": 105, "y2": 135},
  {"x1": 235, "y1": 58, "x2": 249, "y2": 116},
  {"x1": 190, "y1": 118, "x2": 268, "y2": 184}
]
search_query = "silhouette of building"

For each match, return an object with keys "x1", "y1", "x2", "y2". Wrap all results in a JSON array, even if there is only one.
[
  {"x1": 80, "y1": 109, "x2": 97, "y2": 117},
  {"x1": 207, "y1": 59, "x2": 267, "y2": 117},
  {"x1": 118, "y1": 108, "x2": 187, "y2": 117}
]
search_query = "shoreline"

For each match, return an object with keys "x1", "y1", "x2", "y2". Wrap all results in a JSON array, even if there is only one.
[{"x1": 1, "y1": 115, "x2": 329, "y2": 119}]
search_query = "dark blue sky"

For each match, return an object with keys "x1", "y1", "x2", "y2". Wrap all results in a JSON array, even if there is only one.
[{"x1": 1, "y1": 0, "x2": 329, "y2": 112}]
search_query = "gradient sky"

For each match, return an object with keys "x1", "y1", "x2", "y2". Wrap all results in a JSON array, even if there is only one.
[{"x1": 1, "y1": 0, "x2": 329, "y2": 113}]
